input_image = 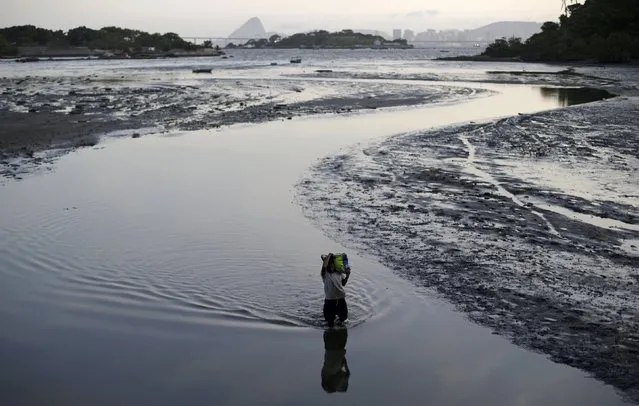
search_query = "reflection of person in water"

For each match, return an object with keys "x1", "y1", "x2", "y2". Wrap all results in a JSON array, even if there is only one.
[{"x1": 321, "y1": 329, "x2": 350, "y2": 393}]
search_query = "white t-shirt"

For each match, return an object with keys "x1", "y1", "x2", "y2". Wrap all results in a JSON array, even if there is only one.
[{"x1": 323, "y1": 272, "x2": 346, "y2": 300}]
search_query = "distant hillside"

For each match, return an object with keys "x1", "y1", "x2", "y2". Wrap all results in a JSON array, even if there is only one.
[
  {"x1": 0, "y1": 25, "x2": 199, "y2": 56},
  {"x1": 303, "y1": 29, "x2": 390, "y2": 40},
  {"x1": 273, "y1": 30, "x2": 403, "y2": 49},
  {"x1": 413, "y1": 21, "x2": 542, "y2": 43},
  {"x1": 353, "y1": 29, "x2": 391, "y2": 40},
  {"x1": 468, "y1": 21, "x2": 542, "y2": 41},
  {"x1": 228, "y1": 17, "x2": 267, "y2": 39}
]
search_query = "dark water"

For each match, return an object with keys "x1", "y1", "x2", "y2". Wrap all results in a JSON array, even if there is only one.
[
  {"x1": 539, "y1": 87, "x2": 616, "y2": 106},
  {"x1": 0, "y1": 78, "x2": 628, "y2": 405}
]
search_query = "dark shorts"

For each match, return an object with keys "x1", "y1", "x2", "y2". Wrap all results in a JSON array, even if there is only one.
[{"x1": 323, "y1": 298, "x2": 348, "y2": 327}]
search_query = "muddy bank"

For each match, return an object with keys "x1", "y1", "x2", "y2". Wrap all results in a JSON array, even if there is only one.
[
  {"x1": 296, "y1": 97, "x2": 639, "y2": 402},
  {"x1": 294, "y1": 65, "x2": 639, "y2": 97},
  {"x1": 435, "y1": 55, "x2": 523, "y2": 62},
  {"x1": 0, "y1": 111, "x2": 125, "y2": 158},
  {"x1": 0, "y1": 74, "x2": 486, "y2": 178}
]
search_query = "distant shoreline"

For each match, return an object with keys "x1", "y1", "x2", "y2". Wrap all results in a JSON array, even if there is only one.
[
  {"x1": 435, "y1": 55, "x2": 639, "y2": 65},
  {"x1": 6, "y1": 52, "x2": 637, "y2": 66},
  {"x1": 2, "y1": 53, "x2": 229, "y2": 62}
]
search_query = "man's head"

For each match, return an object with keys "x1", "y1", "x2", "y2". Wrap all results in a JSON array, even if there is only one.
[{"x1": 321, "y1": 253, "x2": 337, "y2": 273}]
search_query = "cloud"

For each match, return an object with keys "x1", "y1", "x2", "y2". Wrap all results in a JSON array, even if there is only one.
[
  {"x1": 277, "y1": 23, "x2": 305, "y2": 30},
  {"x1": 406, "y1": 10, "x2": 440, "y2": 18}
]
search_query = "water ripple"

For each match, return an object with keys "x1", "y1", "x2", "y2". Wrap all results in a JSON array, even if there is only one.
[{"x1": 0, "y1": 207, "x2": 391, "y2": 331}]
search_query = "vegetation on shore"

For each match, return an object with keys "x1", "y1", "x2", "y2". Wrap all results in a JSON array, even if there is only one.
[
  {"x1": 227, "y1": 30, "x2": 409, "y2": 49},
  {"x1": 0, "y1": 34, "x2": 13, "y2": 55},
  {"x1": 482, "y1": 0, "x2": 639, "y2": 62},
  {"x1": 0, "y1": 25, "x2": 209, "y2": 56},
  {"x1": 0, "y1": 25, "x2": 412, "y2": 56}
]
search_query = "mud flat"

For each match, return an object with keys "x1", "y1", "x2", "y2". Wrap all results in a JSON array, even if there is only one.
[
  {"x1": 297, "y1": 96, "x2": 639, "y2": 401},
  {"x1": 293, "y1": 64, "x2": 639, "y2": 97},
  {"x1": 0, "y1": 74, "x2": 486, "y2": 178},
  {"x1": 0, "y1": 73, "x2": 633, "y2": 405}
]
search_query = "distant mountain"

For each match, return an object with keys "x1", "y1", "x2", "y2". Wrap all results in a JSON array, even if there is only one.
[
  {"x1": 468, "y1": 21, "x2": 542, "y2": 41},
  {"x1": 228, "y1": 17, "x2": 267, "y2": 40}
]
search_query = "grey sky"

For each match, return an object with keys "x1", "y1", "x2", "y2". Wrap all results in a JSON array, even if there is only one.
[{"x1": 3, "y1": 0, "x2": 564, "y2": 36}]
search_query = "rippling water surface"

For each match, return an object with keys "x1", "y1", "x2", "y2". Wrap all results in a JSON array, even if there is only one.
[
  {"x1": 0, "y1": 133, "x2": 406, "y2": 331},
  {"x1": 0, "y1": 54, "x2": 629, "y2": 405}
]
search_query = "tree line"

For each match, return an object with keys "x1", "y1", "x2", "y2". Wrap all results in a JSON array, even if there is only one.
[
  {"x1": 483, "y1": 0, "x2": 639, "y2": 62},
  {"x1": 0, "y1": 25, "x2": 202, "y2": 56},
  {"x1": 227, "y1": 30, "x2": 407, "y2": 49}
]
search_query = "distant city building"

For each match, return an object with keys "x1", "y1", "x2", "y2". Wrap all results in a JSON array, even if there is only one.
[
  {"x1": 410, "y1": 22, "x2": 541, "y2": 45},
  {"x1": 393, "y1": 29, "x2": 402, "y2": 40},
  {"x1": 404, "y1": 29, "x2": 415, "y2": 42}
]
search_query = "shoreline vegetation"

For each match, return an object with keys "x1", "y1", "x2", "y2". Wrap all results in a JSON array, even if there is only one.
[
  {"x1": 3, "y1": 0, "x2": 637, "y2": 63},
  {"x1": 440, "y1": 0, "x2": 638, "y2": 64},
  {"x1": 0, "y1": 26, "x2": 226, "y2": 60},
  {"x1": 0, "y1": 26, "x2": 412, "y2": 61},
  {"x1": 226, "y1": 30, "x2": 412, "y2": 50}
]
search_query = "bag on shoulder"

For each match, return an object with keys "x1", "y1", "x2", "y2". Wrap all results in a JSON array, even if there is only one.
[{"x1": 321, "y1": 253, "x2": 350, "y2": 274}]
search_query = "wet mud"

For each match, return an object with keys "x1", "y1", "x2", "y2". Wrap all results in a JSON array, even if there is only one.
[
  {"x1": 0, "y1": 74, "x2": 486, "y2": 178},
  {"x1": 294, "y1": 65, "x2": 639, "y2": 97},
  {"x1": 297, "y1": 97, "x2": 639, "y2": 402}
]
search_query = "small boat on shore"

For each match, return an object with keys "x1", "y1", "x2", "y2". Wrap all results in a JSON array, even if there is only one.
[
  {"x1": 290, "y1": 57, "x2": 302, "y2": 64},
  {"x1": 192, "y1": 68, "x2": 212, "y2": 73},
  {"x1": 16, "y1": 57, "x2": 40, "y2": 63}
]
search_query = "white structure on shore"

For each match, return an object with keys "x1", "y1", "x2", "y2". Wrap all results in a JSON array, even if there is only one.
[
  {"x1": 392, "y1": 29, "x2": 402, "y2": 40},
  {"x1": 404, "y1": 29, "x2": 415, "y2": 42}
]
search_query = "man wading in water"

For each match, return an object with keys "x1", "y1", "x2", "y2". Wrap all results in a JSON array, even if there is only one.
[{"x1": 321, "y1": 253, "x2": 351, "y2": 328}]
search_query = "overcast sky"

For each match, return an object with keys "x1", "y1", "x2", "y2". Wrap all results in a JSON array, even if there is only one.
[{"x1": 3, "y1": 0, "x2": 564, "y2": 36}]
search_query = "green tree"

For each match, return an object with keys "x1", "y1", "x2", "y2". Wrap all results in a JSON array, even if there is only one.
[
  {"x1": 595, "y1": 32, "x2": 634, "y2": 62},
  {"x1": 541, "y1": 21, "x2": 560, "y2": 33},
  {"x1": 0, "y1": 34, "x2": 16, "y2": 55},
  {"x1": 269, "y1": 34, "x2": 281, "y2": 44},
  {"x1": 0, "y1": 25, "x2": 65, "y2": 46},
  {"x1": 203, "y1": 40, "x2": 213, "y2": 48},
  {"x1": 0, "y1": 24, "x2": 202, "y2": 53},
  {"x1": 240, "y1": 38, "x2": 265, "y2": 48},
  {"x1": 483, "y1": 37, "x2": 523, "y2": 58},
  {"x1": 274, "y1": 30, "x2": 386, "y2": 49},
  {"x1": 67, "y1": 26, "x2": 99, "y2": 46}
]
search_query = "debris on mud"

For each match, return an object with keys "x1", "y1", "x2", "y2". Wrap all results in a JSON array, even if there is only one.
[
  {"x1": 0, "y1": 75, "x2": 487, "y2": 178},
  {"x1": 297, "y1": 96, "x2": 639, "y2": 402}
]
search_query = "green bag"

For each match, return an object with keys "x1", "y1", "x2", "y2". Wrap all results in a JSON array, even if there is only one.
[
  {"x1": 321, "y1": 253, "x2": 351, "y2": 274},
  {"x1": 333, "y1": 254, "x2": 345, "y2": 272}
]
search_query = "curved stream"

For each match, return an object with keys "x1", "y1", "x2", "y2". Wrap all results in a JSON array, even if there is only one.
[
  {"x1": 0, "y1": 81, "x2": 628, "y2": 405},
  {"x1": 0, "y1": 82, "x2": 568, "y2": 331}
]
